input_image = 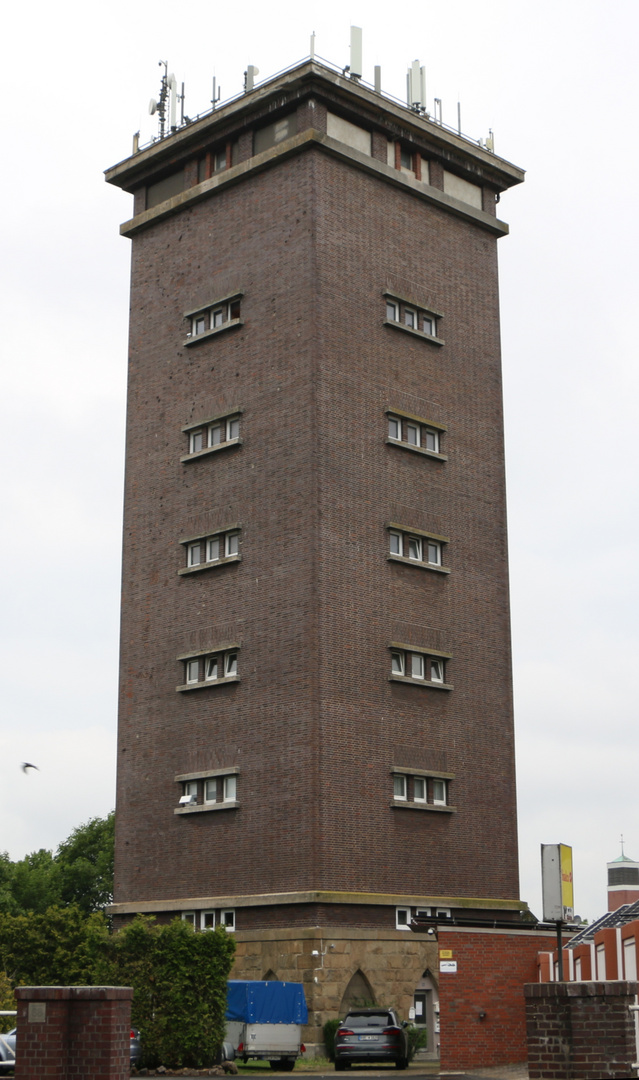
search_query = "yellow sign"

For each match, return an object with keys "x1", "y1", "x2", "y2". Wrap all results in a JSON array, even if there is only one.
[
  {"x1": 560, "y1": 844, "x2": 574, "y2": 911},
  {"x1": 439, "y1": 949, "x2": 453, "y2": 959}
]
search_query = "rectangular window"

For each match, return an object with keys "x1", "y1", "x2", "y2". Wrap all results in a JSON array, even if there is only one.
[
  {"x1": 411, "y1": 653, "x2": 424, "y2": 680},
  {"x1": 424, "y1": 428, "x2": 439, "y2": 453},
  {"x1": 389, "y1": 647, "x2": 450, "y2": 687},
  {"x1": 188, "y1": 543, "x2": 202, "y2": 567},
  {"x1": 384, "y1": 294, "x2": 441, "y2": 342},
  {"x1": 427, "y1": 541, "x2": 441, "y2": 566},
  {"x1": 204, "y1": 779, "x2": 217, "y2": 803},
  {"x1": 391, "y1": 652, "x2": 404, "y2": 676},
  {"x1": 393, "y1": 774, "x2": 407, "y2": 801},
  {"x1": 209, "y1": 423, "x2": 222, "y2": 446},
  {"x1": 227, "y1": 416, "x2": 240, "y2": 440},
  {"x1": 414, "y1": 777, "x2": 426, "y2": 802},
  {"x1": 389, "y1": 531, "x2": 403, "y2": 556},
  {"x1": 201, "y1": 910, "x2": 216, "y2": 930},
  {"x1": 406, "y1": 423, "x2": 420, "y2": 447},
  {"x1": 181, "y1": 911, "x2": 196, "y2": 926},
  {"x1": 407, "y1": 536, "x2": 422, "y2": 561},
  {"x1": 396, "y1": 906, "x2": 411, "y2": 930},
  {"x1": 207, "y1": 536, "x2": 220, "y2": 561},
  {"x1": 190, "y1": 429, "x2": 204, "y2": 453},
  {"x1": 221, "y1": 909, "x2": 235, "y2": 931},
  {"x1": 430, "y1": 659, "x2": 444, "y2": 683},
  {"x1": 180, "y1": 648, "x2": 239, "y2": 689},
  {"x1": 187, "y1": 297, "x2": 242, "y2": 342},
  {"x1": 223, "y1": 775, "x2": 237, "y2": 802},
  {"x1": 388, "y1": 415, "x2": 401, "y2": 440},
  {"x1": 225, "y1": 532, "x2": 240, "y2": 557},
  {"x1": 432, "y1": 779, "x2": 447, "y2": 805}
]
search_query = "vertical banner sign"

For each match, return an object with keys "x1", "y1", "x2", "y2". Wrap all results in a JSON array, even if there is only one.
[{"x1": 541, "y1": 843, "x2": 574, "y2": 922}]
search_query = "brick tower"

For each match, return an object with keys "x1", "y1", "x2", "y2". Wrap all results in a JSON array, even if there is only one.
[{"x1": 106, "y1": 57, "x2": 525, "y2": 1047}]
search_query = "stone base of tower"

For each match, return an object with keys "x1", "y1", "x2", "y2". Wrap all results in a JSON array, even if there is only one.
[{"x1": 230, "y1": 926, "x2": 440, "y2": 1054}]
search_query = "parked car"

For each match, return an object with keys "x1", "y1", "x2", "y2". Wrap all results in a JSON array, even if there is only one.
[
  {"x1": 0, "y1": 1029, "x2": 15, "y2": 1072},
  {"x1": 0, "y1": 1026, "x2": 141, "y2": 1070},
  {"x1": 334, "y1": 1008, "x2": 409, "y2": 1070}
]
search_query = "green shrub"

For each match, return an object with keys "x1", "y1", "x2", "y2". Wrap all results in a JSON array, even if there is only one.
[
  {"x1": 406, "y1": 1024, "x2": 428, "y2": 1060},
  {"x1": 323, "y1": 1018, "x2": 342, "y2": 1061}
]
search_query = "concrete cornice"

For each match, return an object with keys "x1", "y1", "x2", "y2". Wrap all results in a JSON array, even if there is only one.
[{"x1": 108, "y1": 888, "x2": 527, "y2": 916}]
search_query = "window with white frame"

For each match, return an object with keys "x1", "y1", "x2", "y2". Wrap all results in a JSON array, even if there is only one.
[
  {"x1": 390, "y1": 769, "x2": 454, "y2": 810},
  {"x1": 200, "y1": 910, "x2": 216, "y2": 930},
  {"x1": 387, "y1": 525, "x2": 449, "y2": 574},
  {"x1": 175, "y1": 767, "x2": 240, "y2": 814},
  {"x1": 383, "y1": 293, "x2": 442, "y2": 342},
  {"x1": 180, "y1": 527, "x2": 241, "y2": 575},
  {"x1": 386, "y1": 411, "x2": 446, "y2": 459},
  {"x1": 220, "y1": 909, "x2": 236, "y2": 931},
  {"x1": 181, "y1": 911, "x2": 196, "y2": 927},
  {"x1": 184, "y1": 294, "x2": 242, "y2": 344},
  {"x1": 182, "y1": 412, "x2": 242, "y2": 462},
  {"x1": 389, "y1": 645, "x2": 451, "y2": 688},
  {"x1": 177, "y1": 648, "x2": 239, "y2": 691},
  {"x1": 396, "y1": 906, "x2": 411, "y2": 930}
]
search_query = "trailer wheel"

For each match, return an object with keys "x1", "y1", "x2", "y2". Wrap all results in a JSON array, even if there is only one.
[{"x1": 271, "y1": 1059, "x2": 295, "y2": 1071}]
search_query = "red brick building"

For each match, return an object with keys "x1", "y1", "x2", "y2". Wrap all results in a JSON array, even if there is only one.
[{"x1": 105, "y1": 57, "x2": 526, "y2": 1050}]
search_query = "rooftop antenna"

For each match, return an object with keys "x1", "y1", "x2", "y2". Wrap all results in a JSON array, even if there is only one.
[
  {"x1": 168, "y1": 72, "x2": 178, "y2": 133},
  {"x1": 434, "y1": 97, "x2": 442, "y2": 125},
  {"x1": 244, "y1": 65, "x2": 259, "y2": 93},
  {"x1": 374, "y1": 65, "x2": 382, "y2": 93},
  {"x1": 349, "y1": 26, "x2": 362, "y2": 79},
  {"x1": 310, "y1": 31, "x2": 316, "y2": 59},
  {"x1": 211, "y1": 77, "x2": 221, "y2": 110},
  {"x1": 407, "y1": 60, "x2": 426, "y2": 113},
  {"x1": 621, "y1": 834, "x2": 626, "y2": 858},
  {"x1": 149, "y1": 60, "x2": 170, "y2": 139}
]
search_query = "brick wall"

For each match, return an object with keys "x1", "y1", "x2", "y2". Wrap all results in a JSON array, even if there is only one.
[
  {"x1": 437, "y1": 927, "x2": 561, "y2": 1070},
  {"x1": 14, "y1": 986, "x2": 133, "y2": 1080},
  {"x1": 525, "y1": 981, "x2": 638, "y2": 1079}
]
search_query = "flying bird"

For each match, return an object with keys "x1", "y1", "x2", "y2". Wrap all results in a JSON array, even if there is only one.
[{"x1": 21, "y1": 763, "x2": 39, "y2": 773}]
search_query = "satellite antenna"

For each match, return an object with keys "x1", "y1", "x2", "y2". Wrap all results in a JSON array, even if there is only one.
[
  {"x1": 349, "y1": 26, "x2": 362, "y2": 79},
  {"x1": 407, "y1": 60, "x2": 426, "y2": 113}
]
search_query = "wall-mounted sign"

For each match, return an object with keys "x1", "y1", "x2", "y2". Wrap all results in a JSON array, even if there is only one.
[
  {"x1": 439, "y1": 949, "x2": 453, "y2": 958},
  {"x1": 439, "y1": 960, "x2": 457, "y2": 973},
  {"x1": 541, "y1": 843, "x2": 574, "y2": 922}
]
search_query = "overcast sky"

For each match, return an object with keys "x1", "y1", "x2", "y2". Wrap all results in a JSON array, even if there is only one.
[{"x1": 1, "y1": 0, "x2": 637, "y2": 925}]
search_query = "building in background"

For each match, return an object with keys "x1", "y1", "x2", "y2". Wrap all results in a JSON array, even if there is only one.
[{"x1": 106, "y1": 54, "x2": 526, "y2": 1052}]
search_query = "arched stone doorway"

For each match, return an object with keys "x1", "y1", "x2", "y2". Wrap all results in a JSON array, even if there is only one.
[
  {"x1": 338, "y1": 969, "x2": 376, "y2": 1016},
  {"x1": 412, "y1": 969, "x2": 439, "y2": 1060}
]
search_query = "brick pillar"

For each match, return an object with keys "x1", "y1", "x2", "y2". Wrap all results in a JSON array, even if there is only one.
[
  {"x1": 14, "y1": 986, "x2": 133, "y2": 1080},
  {"x1": 525, "y1": 980, "x2": 638, "y2": 1080}
]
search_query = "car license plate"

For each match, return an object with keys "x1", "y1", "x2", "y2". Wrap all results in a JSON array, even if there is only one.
[{"x1": 359, "y1": 1035, "x2": 377, "y2": 1040}]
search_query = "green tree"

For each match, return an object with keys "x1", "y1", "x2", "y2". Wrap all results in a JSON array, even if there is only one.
[
  {"x1": 0, "y1": 905, "x2": 110, "y2": 987},
  {"x1": 56, "y1": 811, "x2": 115, "y2": 913},
  {"x1": 0, "y1": 811, "x2": 114, "y2": 916}
]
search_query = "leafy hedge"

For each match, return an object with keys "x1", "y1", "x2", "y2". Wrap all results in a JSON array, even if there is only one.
[{"x1": 0, "y1": 907, "x2": 235, "y2": 1069}]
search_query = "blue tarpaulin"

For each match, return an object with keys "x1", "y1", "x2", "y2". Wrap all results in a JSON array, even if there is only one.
[{"x1": 226, "y1": 981, "x2": 308, "y2": 1025}]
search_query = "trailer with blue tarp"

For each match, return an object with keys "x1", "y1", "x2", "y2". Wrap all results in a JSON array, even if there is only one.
[{"x1": 225, "y1": 981, "x2": 308, "y2": 1069}]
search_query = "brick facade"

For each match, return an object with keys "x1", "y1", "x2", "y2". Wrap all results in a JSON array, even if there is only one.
[
  {"x1": 436, "y1": 927, "x2": 560, "y2": 1070},
  {"x1": 525, "y1": 981, "x2": 638, "y2": 1080},
  {"x1": 14, "y1": 986, "x2": 133, "y2": 1080},
  {"x1": 105, "y1": 58, "x2": 525, "y2": 1051}
]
